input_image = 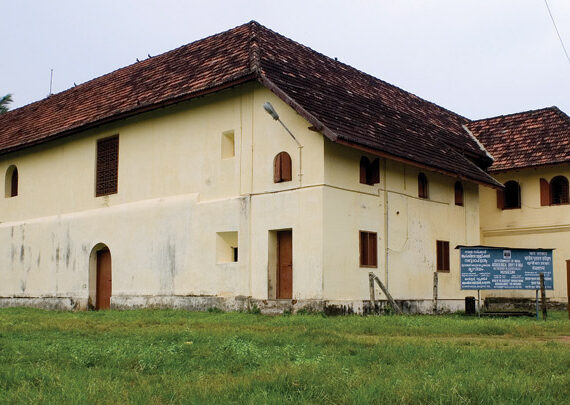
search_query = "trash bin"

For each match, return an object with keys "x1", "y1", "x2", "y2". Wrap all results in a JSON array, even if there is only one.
[{"x1": 465, "y1": 296, "x2": 476, "y2": 315}]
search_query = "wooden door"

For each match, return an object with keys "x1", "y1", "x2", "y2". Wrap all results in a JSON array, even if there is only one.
[
  {"x1": 96, "y1": 248, "x2": 112, "y2": 310},
  {"x1": 277, "y1": 231, "x2": 292, "y2": 299}
]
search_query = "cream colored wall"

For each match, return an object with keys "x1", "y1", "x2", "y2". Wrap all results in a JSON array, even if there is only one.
[
  {"x1": 480, "y1": 165, "x2": 570, "y2": 301},
  {"x1": 0, "y1": 82, "x2": 327, "y2": 303},
  {"x1": 322, "y1": 141, "x2": 482, "y2": 301}
]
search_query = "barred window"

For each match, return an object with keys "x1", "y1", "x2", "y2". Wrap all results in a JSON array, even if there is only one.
[{"x1": 96, "y1": 136, "x2": 119, "y2": 196}]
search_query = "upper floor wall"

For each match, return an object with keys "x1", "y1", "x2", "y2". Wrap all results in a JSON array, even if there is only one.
[
  {"x1": 480, "y1": 164, "x2": 570, "y2": 231},
  {"x1": 0, "y1": 83, "x2": 325, "y2": 223}
]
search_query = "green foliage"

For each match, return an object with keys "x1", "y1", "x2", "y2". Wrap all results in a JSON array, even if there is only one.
[
  {"x1": 0, "y1": 93, "x2": 13, "y2": 114},
  {"x1": 247, "y1": 303, "x2": 261, "y2": 315},
  {"x1": 0, "y1": 308, "x2": 569, "y2": 404}
]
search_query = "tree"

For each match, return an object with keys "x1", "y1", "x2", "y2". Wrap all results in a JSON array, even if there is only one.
[{"x1": 0, "y1": 93, "x2": 13, "y2": 114}]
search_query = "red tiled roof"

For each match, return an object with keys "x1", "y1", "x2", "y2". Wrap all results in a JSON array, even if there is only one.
[
  {"x1": 0, "y1": 21, "x2": 501, "y2": 187},
  {"x1": 467, "y1": 107, "x2": 570, "y2": 172}
]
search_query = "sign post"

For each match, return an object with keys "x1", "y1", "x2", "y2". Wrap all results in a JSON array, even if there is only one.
[{"x1": 459, "y1": 246, "x2": 554, "y2": 316}]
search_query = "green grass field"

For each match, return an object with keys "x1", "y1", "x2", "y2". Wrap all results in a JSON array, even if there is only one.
[{"x1": 0, "y1": 308, "x2": 568, "y2": 404}]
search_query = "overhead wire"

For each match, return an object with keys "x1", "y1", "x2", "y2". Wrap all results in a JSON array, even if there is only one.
[{"x1": 544, "y1": 0, "x2": 570, "y2": 66}]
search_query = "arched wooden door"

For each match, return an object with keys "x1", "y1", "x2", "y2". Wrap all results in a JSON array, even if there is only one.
[{"x1": 96, "y1": 248, "x2": 112, "y2": 310}]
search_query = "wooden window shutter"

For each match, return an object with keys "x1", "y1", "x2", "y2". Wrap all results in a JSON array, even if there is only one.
[
  {"x1": 370, "y1": 234, "x2": 377, "y2": 267},
  {"x1": 359, "y1": 231, "x2": 377, "y2": 267},
  {"x1": 418, "y1": 173, "x2": 428, "y2": 199},
  {"x1": 436, "y1": 240, "x2": 450, "y2": 272},
  {"x1": 274, "y1": 152, "x2": 292, "y2": 183},
  {"x1": 444, "y1": 242, "x2": 450, "y2": 271},
  {"x1": 274, "y1": 154, "x2": 281, "y2": 183},
  {"x1": 360, "y1": 232, "x2": 367, "y2": 266},
  {"x1": 10, "y1": 167, "x2": 18, "y2": 197},
  {"x1": 281, "y1": 152, "x2": 292, "y2": 181},
  {"x1": 454, "y1": 181, "x2": 463, "y2": 206},
  {"x1": 496, "y1": 189, "x2": 504, "y2": 209},
  {"x1": 370, "y1": 158, "x2": 380, "y2": 185},
  {"x1": 96, "y1": 136, "x2": 119, "y2": 196},
  {"x1": 360, "y1": 157, "x2": 369, "y2": 184},
  {"x1": 540, "y1": 178, "x2": 550, "y2": 206},
  {"x1": 437, "y1": 241, "x2": 443, "y2": 270}
]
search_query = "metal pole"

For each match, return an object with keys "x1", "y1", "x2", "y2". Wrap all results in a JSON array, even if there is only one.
[{"x1": 535, "y1": 289, "x2": 539, "y2": 320}]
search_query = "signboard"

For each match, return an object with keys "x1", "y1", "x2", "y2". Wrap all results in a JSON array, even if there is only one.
[{"x1": 460, "y1": 247, "x2": 553, "y2": 290}]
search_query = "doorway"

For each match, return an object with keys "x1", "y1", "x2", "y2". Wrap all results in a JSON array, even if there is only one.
[
  {"x1": 90, "y1": 245, "x2": 112, "y2": 310},
  {"x1": 277, "y1": 230, "x2": 292, "y2": 299}
]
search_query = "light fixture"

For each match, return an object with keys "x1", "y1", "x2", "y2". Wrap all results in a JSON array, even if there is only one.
[{"x1": 263, "y1": 102, "x2": 279, "y2": 120}]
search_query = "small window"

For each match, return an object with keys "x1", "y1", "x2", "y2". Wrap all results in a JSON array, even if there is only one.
[
  {"x1": 550, "y1": 176, "x2": 569, "y2": 205},
  {"x1": 418, "y1": 173, "x2": 429, "y2": 199},
  {"x1": 96, "y1": 135, "x2": 119, "y2": 197},
  {"x1": 5, "y1": 165, "x2": 18, "y2": 198},
  {"x1": 498, "y1": 180, "x2": 520, "y2": 209},
  {"x1": 359, "y1": 156, "x2": 380, "y2": 185},
  {"x1": 454, "y1": 181, "x2": 464, "y2": 206},
  {"x1": 216, "y1": 231, "x2": 239, "y2": 263},
  {"x1": 436, "y1": 240, "x2": 450, "y2": 272},
  {"x1": 274, "y1": 151, "x2": 292, "y2": 183},
  {"x1": 221, "y1": 130, "x2": 235, "y2": 159},
  {"x1": 359, "y1": 231, "x2": 377, "y2": 268}
]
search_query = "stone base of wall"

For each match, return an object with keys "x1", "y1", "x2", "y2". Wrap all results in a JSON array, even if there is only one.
[
  {"x1": 484, "y1": 297, "x2": 567, "y2": 311},
  {"x1": 1, "y1": 295, "x2": 565, "y2": 314},
  {"x1": 0, "y1": 297, "x2": 87, "y2": 311}
]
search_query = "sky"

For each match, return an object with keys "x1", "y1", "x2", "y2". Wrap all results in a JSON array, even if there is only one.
[{"x1": 1, "y1": 0, "x2": 569, "y2": 120}]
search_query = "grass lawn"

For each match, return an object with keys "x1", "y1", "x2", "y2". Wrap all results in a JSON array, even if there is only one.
[{"x1": 0, "y1": 308, "x2": 569, "y2": 404}]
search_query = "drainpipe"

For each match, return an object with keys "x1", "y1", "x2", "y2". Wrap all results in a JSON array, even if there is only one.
[{"x1": 383, "y1": 159, "x2": 389, "y2": 288}]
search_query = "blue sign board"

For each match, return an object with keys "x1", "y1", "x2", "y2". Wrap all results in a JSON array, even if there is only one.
[{"x1": 460, "y1": 247, "x2": 553, "y2": 290}]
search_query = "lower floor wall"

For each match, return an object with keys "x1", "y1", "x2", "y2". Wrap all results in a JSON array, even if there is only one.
[{"x1": 1, "y1": 191, "x2": 567, "y2": 310}]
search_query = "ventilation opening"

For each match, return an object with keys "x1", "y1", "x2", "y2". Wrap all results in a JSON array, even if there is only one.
[
  {"x1": 221, "y1": 130, "x2": 235, "y2": 159},
  {"x1": 5, "y1": 165, "x2": 18, "y2": 198},
  {"x1": 216, "y1": 231, "x2": 238, "y2": 263}
]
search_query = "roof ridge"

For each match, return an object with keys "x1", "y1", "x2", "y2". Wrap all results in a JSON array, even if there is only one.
[
  {"x1": 470, "y1": 106, "x2": 560, "y2": 123},
  {"x1": 248, "y1": 20, "x2": 261, "y2": 74},
  {"x1": 552, "y1": 106, "x2": 570, "y2": 126}
]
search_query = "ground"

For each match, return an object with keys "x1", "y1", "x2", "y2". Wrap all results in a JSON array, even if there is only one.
[{"x1": 1, "y1": 308, "x2": 569, "y2": 404}]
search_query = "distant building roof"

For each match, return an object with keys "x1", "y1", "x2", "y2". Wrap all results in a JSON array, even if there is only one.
[
  {"x1": 0, "y1": 21, "x2": 503, "y2": 187},
  {"x1": 468, "y1": 107, "x2": 570, "y2": 172}
]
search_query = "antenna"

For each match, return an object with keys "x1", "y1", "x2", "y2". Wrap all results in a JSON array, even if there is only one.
[{"x1": 49, "y1": 68, "x2": 54, "y2": 95}]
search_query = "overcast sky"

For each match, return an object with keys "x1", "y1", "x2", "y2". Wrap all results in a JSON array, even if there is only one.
[{"x1": 1, "y1": 0, "x2": 569, "y2": 119}]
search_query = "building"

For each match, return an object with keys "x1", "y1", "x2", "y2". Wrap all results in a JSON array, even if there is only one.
[
  {"x1": 469, "y1": 108, "x2": 570, "y2": 305},
  {"x1": 0, "y1": 22, "x2": 568, "y2": 313}
]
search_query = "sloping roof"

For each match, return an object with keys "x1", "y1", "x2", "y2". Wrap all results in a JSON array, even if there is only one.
[
  {"x1": 0, "y1": 21, "x2": 501, "y2": 187},
  {"x1": 467, "y1": 107, "x2": 570, "y2": 172}
]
